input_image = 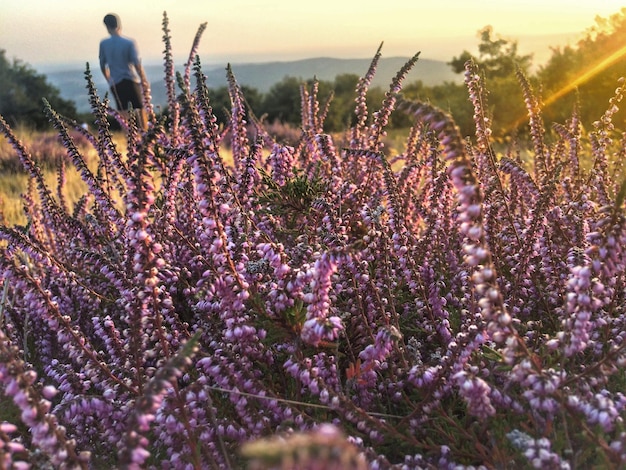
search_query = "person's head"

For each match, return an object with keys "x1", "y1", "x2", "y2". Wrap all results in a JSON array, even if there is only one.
[{"x1": 103, "y1": 14, "x2": 120, "y2": 33}]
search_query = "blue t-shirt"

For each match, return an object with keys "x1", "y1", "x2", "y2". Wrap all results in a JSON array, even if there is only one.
[{"x1": 99, "y1": 35, "x2": 141, "y2": 85}]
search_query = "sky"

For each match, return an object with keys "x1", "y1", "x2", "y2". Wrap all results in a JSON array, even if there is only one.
[{"x1": 2, "y1": 1, "x2": 625, "y2": 72}]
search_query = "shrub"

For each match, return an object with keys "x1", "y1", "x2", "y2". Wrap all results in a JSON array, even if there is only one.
[
  {"x1": 0, "y1": 12, "x2": 625, "y2": 469},
  {"x1": 0, "y1": 127, "x2": 92, "y2": 173},
  {"x1": 0, "y1": 49, "x2": 78, "y2": 130}
]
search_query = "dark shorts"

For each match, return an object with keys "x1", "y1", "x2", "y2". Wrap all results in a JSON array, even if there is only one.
[{"x1": 111, "y1": 79, "x2": 143, "y2": 110}]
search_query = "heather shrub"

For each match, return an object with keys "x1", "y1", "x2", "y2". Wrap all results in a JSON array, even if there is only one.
[
  {"x1": 0, "y1": 126, "x2": 92, "y2": 173},
  {"x1": 260, "y1": 120, "x2": 303, "y2": 147},
  {"x1": 0, "y1": 13, "x2": 625, "y2": 469}
]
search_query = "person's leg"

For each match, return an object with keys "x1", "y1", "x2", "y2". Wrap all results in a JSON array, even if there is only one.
[
  {"x1": 115, "y1": 80, "x2": 147, "y2": 130},
  {"x1": 128, "y1": 81, "x2": 147, "y2": 130},
  {"x1": 110, "y1": 83, "x2": 125, "y2": 118}
]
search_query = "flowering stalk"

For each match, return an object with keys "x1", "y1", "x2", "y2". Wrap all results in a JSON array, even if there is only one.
[
  {"x1": 183, "y1": 22, "x2": 208, "y2": 89},
  {"x1": 351, "y1": 42, "x2": 383, "y2": 148},
  {"x1": 118, "y1": 331, "x2": 201, "y2": 468},
  {"x1": 0, "y1": 327, "x2": 90, "y2": 468},
  {"x1": 161, "y1": 12, "x2": 180, "y2": 140},
  {"x1": 301, "y1": 252, "x2": 343, "y2": 346}
]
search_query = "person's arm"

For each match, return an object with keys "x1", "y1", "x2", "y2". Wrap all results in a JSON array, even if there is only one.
[
  {"x1": 130, "y1": 40, "x2": 144, "y2": 82},
  {"x1": 135, "y1": 59, "x2": 146, "y2": 85},
  {"x1": 99, "y1": 43, "x2": 111, "y2": 84}
]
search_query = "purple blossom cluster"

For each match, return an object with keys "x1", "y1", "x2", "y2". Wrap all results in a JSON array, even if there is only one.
[
  {"x1": 507, "y1": 429, "x2": 571, "y2": 469},
  {"x1": 0, "y1": 12, "x2": 625, "y2": 469}
]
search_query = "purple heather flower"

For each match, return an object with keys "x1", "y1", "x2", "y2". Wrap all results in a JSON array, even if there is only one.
[
  {"x1": 562, "y1": 263, "x2": 603, "y2": 356},
  {"x1": 300, "y1": 253, "x2": 344, "y2": 346},
  {"x1": 454, "y1": 371, "x2": 496, "y2": 420}
]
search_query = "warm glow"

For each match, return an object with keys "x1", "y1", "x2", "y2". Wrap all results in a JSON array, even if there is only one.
[
  {"x1": 1, "y1": 0, "x2": 625, "y2": 69},
  {"x1": 543, "y1": 43, "x2": 626, "y2": 108},
  {"x1": 507, "y1": 35, "x2": 626, "y2": 132}
]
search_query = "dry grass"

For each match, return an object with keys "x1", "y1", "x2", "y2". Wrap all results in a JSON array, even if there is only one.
[
  {"x1": 0, "y1": 127, "x2": 243, "y2": 227},
  {"x1": 0, "y1": 168, "x2": 92, "y2": 226},
  {"x1": 0, "y1": 127, "x2": 125, "y2": 226}
]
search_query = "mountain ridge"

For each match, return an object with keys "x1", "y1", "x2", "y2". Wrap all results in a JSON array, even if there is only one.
[{"x1": 45, "y1": 56, "x2": 461, "y2": 114}]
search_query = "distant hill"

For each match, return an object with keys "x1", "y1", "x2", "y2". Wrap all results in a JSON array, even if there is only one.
[{"x1": 45, "y1": 56, "x2": 460, "y2": 114}]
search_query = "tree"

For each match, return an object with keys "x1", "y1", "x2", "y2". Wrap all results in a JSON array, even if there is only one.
[
  {"x1": 208, "y1": 85, "x2": 263, "y2": 125},
  {"x1": 401, "y1": 80, "x2": 474, "y2": 136},
  {"x1": 321, "y1": 73, "x2": 359, "y2": 132},
  {"x1": 261, "y1": 76, "x2": 306, "y2": 125},
  {"x1": 259, "y1": 76, "x2": 347, "y2": 132},
  {"x1": 449, "y1": 27, "x2": 534, "y2": 138},
  {"x1": 450, "y1": 27, "x2": 533, "y2": 79},
  {"x1": 537, "y1": 8, "x2": 626, "y2": 130},
  {"x1": 0, "y1": 50, "x2": 77, "y2": 129}
]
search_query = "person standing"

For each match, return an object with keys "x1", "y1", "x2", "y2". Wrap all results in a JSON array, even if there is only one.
[{"x1": 99, "y1": 13, "x2": 147, "y2": 129}]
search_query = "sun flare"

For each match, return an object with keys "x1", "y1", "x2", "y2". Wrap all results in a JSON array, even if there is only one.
[{"x1": 543, "y1": 42, "x2": 626, "y2": 109}]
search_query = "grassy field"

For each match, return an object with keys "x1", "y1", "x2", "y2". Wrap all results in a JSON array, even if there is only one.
[
  {"x1": 0, "y1": 127, "x2": 125, "y2": 226},
  {"x1": 0, "y1": 167, "x2": 93, "y2": 227}
]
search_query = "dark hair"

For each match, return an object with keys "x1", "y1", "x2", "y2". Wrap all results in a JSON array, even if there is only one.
[{"x1": 103, "y1": 14, "x2": 120, "y2": 29}]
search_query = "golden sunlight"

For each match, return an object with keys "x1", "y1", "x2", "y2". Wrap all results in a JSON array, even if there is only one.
[{"x1": 543, "y1": 42, "x2": 626, "y2": 109}]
